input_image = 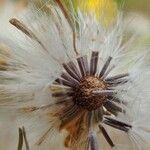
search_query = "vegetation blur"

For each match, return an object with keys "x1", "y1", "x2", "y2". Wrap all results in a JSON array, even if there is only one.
[{"x1": 0, "y1": 0, "x2": 149, "y2": 16}]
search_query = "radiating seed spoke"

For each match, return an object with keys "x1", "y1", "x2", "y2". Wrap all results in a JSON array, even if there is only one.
[
  {"x1": 105, "y1": 73, "x2": 129, "y2": 81},
  {"x1": 20, "y1": 100, "x2": 68, "y2": 112},
  {"x1": 92, "y1": 90, "x2": 117, "y2": 96},
  {"x1": 55, "y1": 78, "x2": 75, "y2": 87},
  {"x1": 63, "y1": 62, "x2": 81, "y2": 81},
  {"x1": 18, "y1": 128, "x2": 23, "y2": 150},
  {"x1": 104, "y1": 100, "x2": 124, "y2": 114},
  {"x1": 22, "y1": 127, "x2": 30, "y2": 150},
  {"x1": 99, "y1": 56, "x2": 112, "y2": 77},
  {"x1": 69, "y1": 61, "x2": 82, "y2": 77},
  {"x1": 90, "y1": 51, "x2": 99, "y2": 75},
  {"x1": 107, "y1": 79, "x2": 129, "y2": 86},
  {"x1": 94, "y1": 107, "x2": 104, "y2": 122},
  {"x1": 89, "y1": 132, "x2": 98, "y2": 150},
  {"x1": 99, "y1": 125, "x2": 115, "y2": 147},
  {"x1": 103, "y1": 120, "x2": 129, "y2": 132},
  {"x1": 18, "y1": 127, "x2": 30, "y2": 150},
  {"x1": 9, "y1": 18, "x2": 48, "y2": 53},
  {"x1": 104, "y1": 117, "x2": 132, "y2": 128},
  {"x1": 52, "y1": 91, "x2": 73, "y2": 97},
  {"x1": 61, "y1": 72, "x2": 79, "y2": 86},
  {"x1": 101, "y1": 65, "x2": 115, "y2": 79},
  {"x1": 107, "y1": 96, "x2": 122, "y2": 104},
  {"x1": 77, "y1": 56, "x2": 89, "y2": 77}
]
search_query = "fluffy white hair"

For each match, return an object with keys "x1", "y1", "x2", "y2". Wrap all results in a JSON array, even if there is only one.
[{"x1": 0, "y1": 1, "x2": 150, "y2": 150}]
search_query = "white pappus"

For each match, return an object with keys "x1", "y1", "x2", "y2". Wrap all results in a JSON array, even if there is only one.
[{"x1": 0, "y1": 1, "x2": 150, "y2": 150}]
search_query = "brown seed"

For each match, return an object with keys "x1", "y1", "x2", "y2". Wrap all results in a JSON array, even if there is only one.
[{"x1": 73, "y1": 76, "x2": 107, "y2": 111}]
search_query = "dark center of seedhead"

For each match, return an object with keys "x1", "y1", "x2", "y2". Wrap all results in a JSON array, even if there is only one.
[
  {"x1": 53, "y1": 53, "x2": 129, "y2": 114},
  {"x1": 73, "y1": 76, "x2": 107, "y2": 111}
]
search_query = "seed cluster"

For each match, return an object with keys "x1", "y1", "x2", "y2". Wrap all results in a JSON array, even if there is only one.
[
  {"x1": 73, "y1": 76, "x2": 107, "y2": 111},
  {"x1": 51, "y1": 51, "x2": 131, "y2": 148},
  {"x1": 53, "y1": 51, "x2": 129, "y2": 114}
]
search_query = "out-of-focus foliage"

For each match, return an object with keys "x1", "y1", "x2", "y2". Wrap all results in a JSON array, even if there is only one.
[
  {"x1": 123, "y1": 0, "x2": 149, "y2": 17},
  {"x1": 71, "y1": 0, "x2": 117, "y2": 26},
  {"x1": 1, "y1": 0, "x2": 149, "y2": 18}
]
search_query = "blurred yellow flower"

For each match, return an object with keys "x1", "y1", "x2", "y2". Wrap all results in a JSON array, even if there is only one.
[{"x1": 74, "y1": 0, "x2": 118, "y2": 26}]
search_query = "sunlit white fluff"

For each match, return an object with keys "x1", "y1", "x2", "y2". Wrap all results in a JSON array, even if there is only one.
[{"x1": 0, "y1": 1, "x2": 150, "y2": 150}]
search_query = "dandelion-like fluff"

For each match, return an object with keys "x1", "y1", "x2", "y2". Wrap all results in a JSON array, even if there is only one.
[{"x1": 0, "y1": 0, "x2": 150, "y2": 150}]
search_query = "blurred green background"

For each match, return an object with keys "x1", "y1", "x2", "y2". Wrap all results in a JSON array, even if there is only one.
[
  {"x1": 121, "y1": 0, "x2": 150, "y2": 17},
  {"x1": 0, "y1": 0, "x2": 150, "y2": 16}
]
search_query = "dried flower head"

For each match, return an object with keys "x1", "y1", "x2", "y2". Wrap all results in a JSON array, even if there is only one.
[{"x1": 0, "y1": 0, "x2": 150, "y2": 150}]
